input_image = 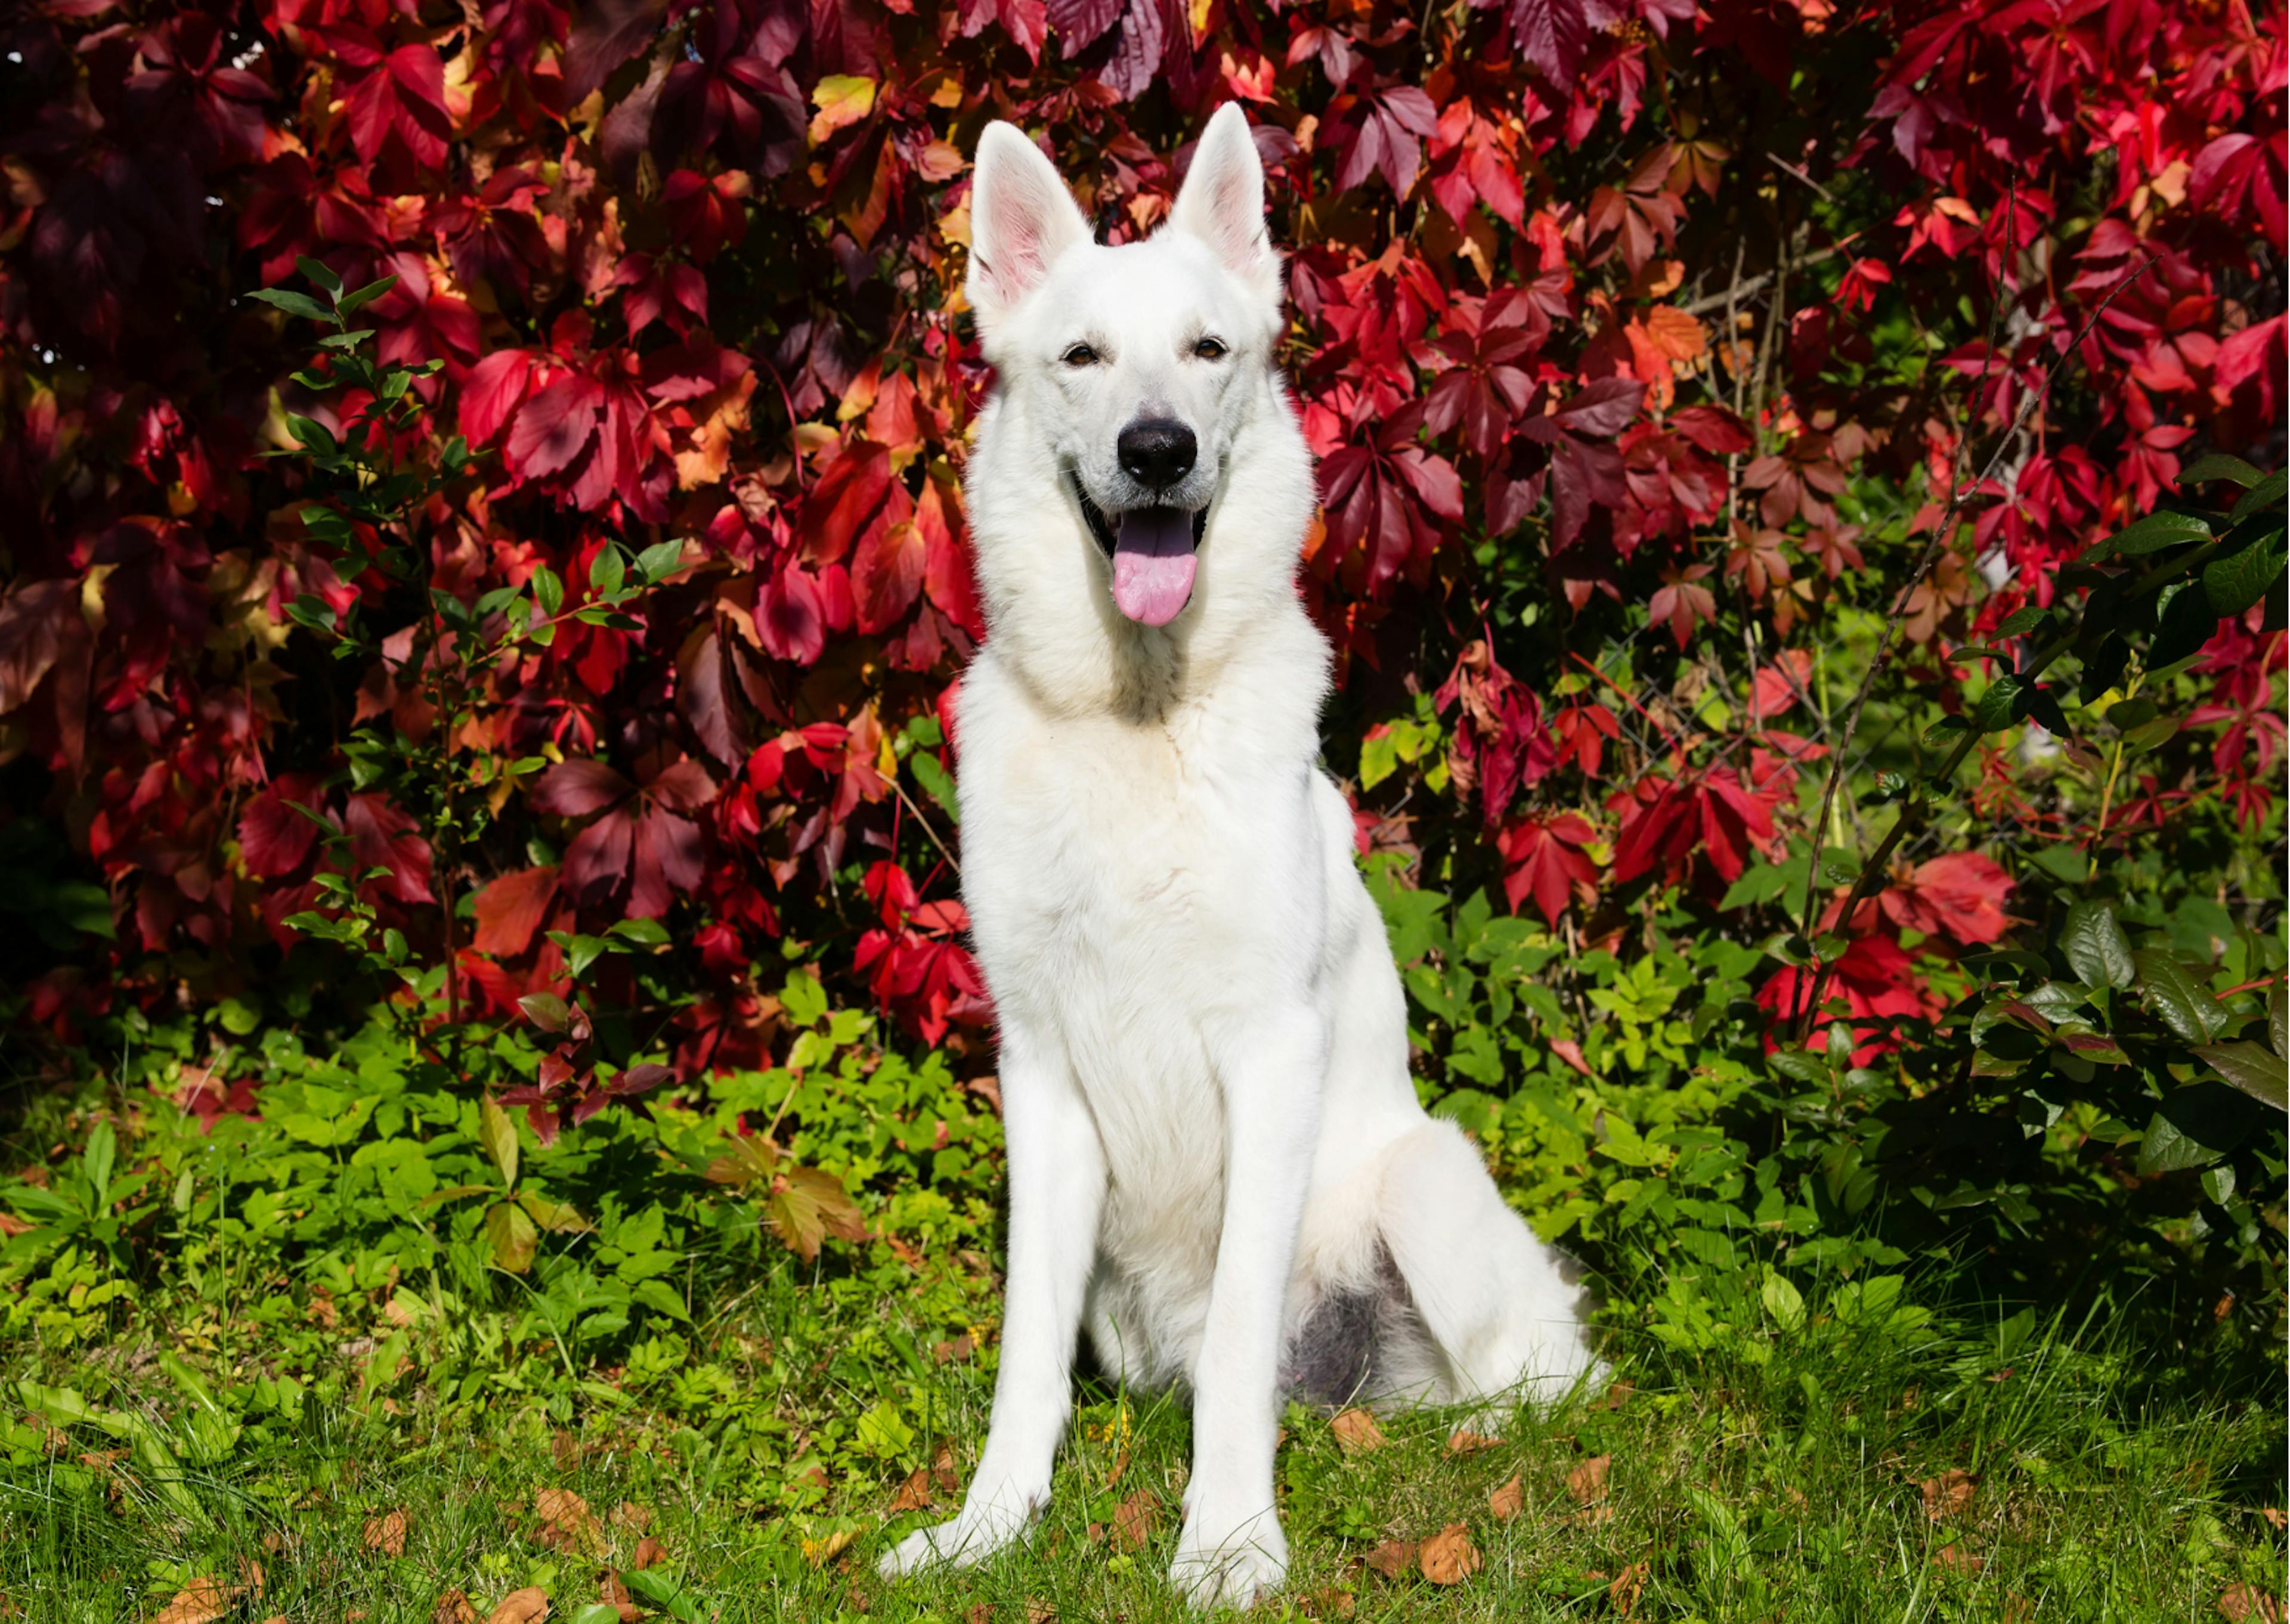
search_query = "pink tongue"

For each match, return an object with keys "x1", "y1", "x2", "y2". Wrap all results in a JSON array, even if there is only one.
[{"x1": 1111, "y1": 507, "x2": 1197, "y2": 626}]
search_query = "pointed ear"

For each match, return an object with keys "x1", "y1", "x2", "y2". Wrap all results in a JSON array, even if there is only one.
[
  {"x1": 965, "y1": 122, "x2": 1093, "y2": 340},
  {"x1": 1168, "y1": 103, "x2": 1279, "y2": 309}
]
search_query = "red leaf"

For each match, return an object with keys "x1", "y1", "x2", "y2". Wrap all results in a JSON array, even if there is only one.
[
  {"x1": 237, "y1": 773, "x2": 327, "y2": 879},
  {"x1": 852, "y1": 518, "x2": 927, "y2": 634},
  {"x1": 532, "y1": 758, "x2": 634, "y2": 817},
  {"x1": 506, "y1": 376, "x2": 605, "y2": 482},
  {"x1": 472, "y1": 866, "x2": 560, "y2": 957},
  {"x1": 344, "y1": 793, "x2": 435, "y2": 904},
  {"x1": 1877, "y1": 852, "x2": 2015, "y2": 947},
  {"x1": 461, "y1": 350, "x2": 538, "y2": 446},
  {"x1": 1504, "y1": 0, "x2": 1595, "y2": 84}
]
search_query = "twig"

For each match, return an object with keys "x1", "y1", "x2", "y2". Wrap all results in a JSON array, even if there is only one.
[
  {"x1": 1684, "y1": 241, "x2": 1855, "y2": 317},
  {"x1": 888, "y1": 776, "x2": 963, "y2": 878}
]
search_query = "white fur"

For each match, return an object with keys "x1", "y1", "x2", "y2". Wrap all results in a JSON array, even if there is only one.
[{"x1": 880, "y1": 104, "x2": 1593, "y2": 1611}]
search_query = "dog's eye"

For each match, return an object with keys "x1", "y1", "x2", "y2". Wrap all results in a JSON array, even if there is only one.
[
  {"x1": 1063, "y1": 343, "x2": 1100, "y2": 368},
  {"x1": 1193, "y1": 337, "x2": 1228, "y2": 361}
]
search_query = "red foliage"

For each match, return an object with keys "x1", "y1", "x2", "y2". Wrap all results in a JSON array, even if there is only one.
[{"x1": 0, "y1": 0, "x2": 2275, "y2": 1068}]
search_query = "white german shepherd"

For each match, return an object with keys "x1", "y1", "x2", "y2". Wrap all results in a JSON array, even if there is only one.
[{"x1": 878, "y1": 104, "x2": 1593, "y2": 1610}]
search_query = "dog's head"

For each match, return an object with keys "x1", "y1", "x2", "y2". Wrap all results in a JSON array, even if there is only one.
[{"x1": 965, "y1": 105, "x2": 1284, "y2": 629}]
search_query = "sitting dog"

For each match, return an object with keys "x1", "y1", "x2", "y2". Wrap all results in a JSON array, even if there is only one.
[{"x1": 878, "y1": 103, "x2": 1593, "y2": 1610}]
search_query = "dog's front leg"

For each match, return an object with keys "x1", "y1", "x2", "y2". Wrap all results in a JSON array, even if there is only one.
[
  {"x1": 1171, "y1": 1006, "x2": 1326, "y2": 1612},
  {"x1": 880, "y1": 1028, "x2": 1104, "y2": 1576}
]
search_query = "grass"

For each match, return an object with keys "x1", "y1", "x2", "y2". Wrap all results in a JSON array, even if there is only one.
[{"x1": 1, "y1": 1259, "x2": 2280, "y2": 1624}]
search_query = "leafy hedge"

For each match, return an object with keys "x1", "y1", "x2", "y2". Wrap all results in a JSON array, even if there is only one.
[{"x1": 0, "y1": 0, "x2": 2283, "y2": 1346}]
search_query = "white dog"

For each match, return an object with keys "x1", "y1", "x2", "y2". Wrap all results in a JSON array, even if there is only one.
[{"x1": 878, "y1": 104, "x2": 1593, "y2": 1610}]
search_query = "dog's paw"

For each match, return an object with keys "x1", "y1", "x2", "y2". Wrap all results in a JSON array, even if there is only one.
[
  {"x1": 876, "y1": 1494, "x2": 1037, "y2": 1578},
  {"x1": 1168, "y1": 1507, "x2": 1288, "y2": 1613}
]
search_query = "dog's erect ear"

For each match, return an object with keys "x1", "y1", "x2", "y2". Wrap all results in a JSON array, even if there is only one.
[
  {"x1": 967, "y1": 122, "x2": 1093, "y2": 339},
  {"x1": 1168, "y1": 103, "x2": 1278, "y2": 311}
]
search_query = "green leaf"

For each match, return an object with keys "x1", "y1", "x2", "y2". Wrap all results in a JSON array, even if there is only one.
[
  {"x1": 620, "y1": 1571, "x2": 708, "y2": 1624},
  {"x1": 517, "y1": 991, "x2": 570, "y2": 1033},
  {"x1": 485, "y1": 1200, "x2": 539, "y2": 1272},
  {"x1": 285, "y1": 594, "x2": 338, "y2": 635},
  {"x1": 2079, "y1": 509, "x2": 2211, "y2": 563},
  {"x1": 2190, "y1": 1040, "x2": 2288, "y2": 1111},
  {"x1": 1970, "y1": 674, "x2": 2025, "y2": 732},
  {"x1": 1760, "y1": 1271, "x2": 1806, "y2": 1334},
  {"x1": 285, "y1": 414, "x2": 339, "y2": 457},
  {"x1": 568, "y1": 1606, "x2": 626, "y2": 1624},
  {"x1": 2270, "y1": 983, "x2": 2286, "y2": 1061},
  {"x1": 2132, "y1": 949, "x2": 2228, "y2": 1043},
  {"x1": 2136, "y1": 1082, "x2": 2258, "y2": 1175},
  {"x1": 2178, "y1": 453, "x2": 2264, "y2": 489},
  {"x1": 294, "y1": 254, "x2": 344, "y2": 296},
  {"x1": 518, "y1": 1190, "x2": 595, "y2": 1234},
  {"x1": 909, "y1": 749, "x2": 960, "y2": 823},
  {"x1": 479, "y1": 1096, "x2": 520, "y2": 1191},
  {"x1": 2059, "y1": 900, "x2": 2135, "y2": 990},
  {"x1": 2201, "y1": 522, "x2": 2285, "y2": 618},
  {"x1": 2122, "y1": 715, "x2": 2179, "y2": 752},
  {"x1": 2149, "y1": 580, "x2": 2218, "y2": 670},
  {"x1": 1993, "y1": 606, "x2": 2047, "y2": 637},
  {"x1": 636, "y1": 538, "x2": 687, "y2": 583},
  {"x1": 247, "y1": 287, "x2": 333, "y2": 323},
  {"x1": 336, "y1": 274, "x2": 401, "y2": 316},
  {"x1": 609, "y1": 916, "x2": 672, "y2": 947},
  {"x1": 2227, "y1": 468, "x2": 2286, "y2": 523},
  {"x1": 590, "y1": 545, "x2": 627, "y2": 597},
  {"x1": 531, "y1": 564, "x2": 565, "y2": 619}
]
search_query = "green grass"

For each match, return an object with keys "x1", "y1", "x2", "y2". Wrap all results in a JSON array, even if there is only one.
[{"x1": 2, "y1": 1264, "x2": 2279, "y2": 1623}]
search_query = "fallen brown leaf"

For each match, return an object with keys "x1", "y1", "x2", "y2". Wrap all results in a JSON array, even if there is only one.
[
  {"x1": 534, "y1": 1487, "x2": 608, "y2": 1557},
  {"x1": 1302, "y1": 1586, "x2": 1356, "y2": 1618},
  {"x1": 1565, "y1": 1454, "x2": 1612, "y2": 1505},
  {"x1": 599, "y1": 1571, "x2": 639, "y2": 1623},
  {"x1": 1113, "y1": 1488, "x2": 1161, "y2": 1551},
  {"x1": 610, "y1": 1501, "x2": 652, "y2": 1533},
  {"x1": 1363, "y1": 1539, "x2": 1416, "y2": 1578},
  {"x1": 1487, "y1": 1473, "x2": 1524, "y2": 1524},
  {"x1": 1331, "y1": 1408, "x2": 1387, "y2": 1454},
  {"x1": 433, "y1": 1589, "x2": 480, "y2": 1624},
  {"x1": 1419, "y1": 1524, "x2": 1481, "y2": 1585},
  {"x1": 1609, "y1": 1561, "x2": 1648, "y2": 1618},
  {"x1": 2262, "y1": 1507, "x2": 2288, "y2": 1530},
  {"x1": 1025, "y1": 1601, "x2": 1057, "y2": 1624},
  {"x1": 144, "y1": 1581, "x2": 237, "y2": 1624},
  {"x1": 887, "y1": 1466, "x2": 934, "y2": 1513},
  {"x1": 1330, "y1": 1407, "x2": 1387, "y2": 1454},
  {"x1": 964, "y1": 1606, "x2": 992, "y2": 1624},
  {"x1": 1601, "y1": 1380, "x2": 1636, "y2": 1411},
  {"x1": 364, "y1": 1507, "x2": 409, "y2": 1557},
  {"x1": 487, "y1": 1588, "x2": 549, "y2": 1624},
  {"x1": 1920, "y1": 1468, "x2": 1976, "y2": 1522},
  {"x1": 1933, "y1": 1544, "x2": 1986, "y2": 1575},
  {"x1": 933, "y1": 1335, "x2": 974, "y2": 1364},
  {"x1": 630, "y1": 1535, "x2": 668, "y2": 1570},
  {"x1": 1446, "y1": 1428, "x2": 1502, "y2": 1455},
  {"x1": 2219, "y1": 1583, "x2": 2288, "y2": 1623}
]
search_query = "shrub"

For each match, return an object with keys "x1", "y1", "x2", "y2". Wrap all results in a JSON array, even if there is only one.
[{"x1": 0, "y1": 0, "x2": 2280, "y2": 1347}]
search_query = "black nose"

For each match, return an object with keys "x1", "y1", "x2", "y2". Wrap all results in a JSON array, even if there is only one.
[{"x1": 1117, "y1": 418, "x2": 1197, "y2": 491}]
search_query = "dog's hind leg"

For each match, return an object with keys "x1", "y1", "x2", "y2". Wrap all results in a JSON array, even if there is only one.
[
  {"x1": 880, "y1": 1027, "x2": 1105, "y2": 1576},
  {"x1": 1374, "y1": 1120, "x2": 1595, "y2": 1413}
]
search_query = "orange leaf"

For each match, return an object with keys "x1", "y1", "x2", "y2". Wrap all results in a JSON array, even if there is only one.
[
  {"x1": 1565, "y1": 1454, "x2": 1611, "y2": 1505},
  {"x1": 1918, "y1": 1468, "x2": 1975, "y2": 1522},
  {"x1": 1112, "y1": 1489, "x2": 1161, "y2": 1551},
  {"x1": 1419, "y1": 1524, "x2": 1481, "y2": 1585},
  {"x1": 485, "y1": 1589, "x2": 549, "y2": 1624},
  {"x1": 887, "y1": 1466, "x2": 934, "y2": 1513},
  {"x1": 1610, "y1": 1560, "x2": 1649, "y2": 1617},
  {"x1": 144, "y1": 1580, "x2": 238, "y2": 1624},
  {"x1": 433, "y1": 1591, "x2": 479, "y2": 1624},
  {"x1": 1445, "y1": 1428, "x2": 1502, "y2": 1455},
  {"x1": 1363, "y1": 1539, "x2": 1416, "y2": 1579},
  {"x1": 2218, "y1": 1582, "x2": 2288, "y2": 1622},
  {"x1": 1487, "y1": 1474, "x2": 1524, "y2": 1523},
  {"x1": 1331, "y1": 1408, "x2": 1387, "y2": 1454},
  {"x1": 363, "y1": 1507, "x2": 409, "y2": 1557}
]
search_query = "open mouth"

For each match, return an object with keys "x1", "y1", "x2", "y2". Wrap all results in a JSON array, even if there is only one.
[{"x1": 1072, "y1": 473, "x2": 1209, "y2": 628}]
